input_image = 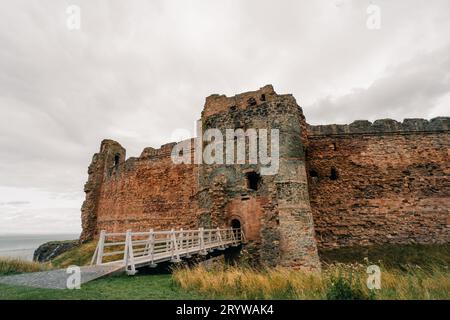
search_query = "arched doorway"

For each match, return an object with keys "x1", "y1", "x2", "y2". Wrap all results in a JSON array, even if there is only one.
[
  {"x1": 231, "y1": 218, "x2": 241, "y2": 230},
  {"x1": 230, "y1": 218, "x2": 242, "y2": 241},
  {"x1": 225, "y1": 218, "x2": 243, "y2": 265}
]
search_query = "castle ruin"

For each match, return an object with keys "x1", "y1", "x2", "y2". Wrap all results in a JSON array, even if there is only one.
[{"x1": 79, "y1": 85, "x2": 450, "y2": 270}]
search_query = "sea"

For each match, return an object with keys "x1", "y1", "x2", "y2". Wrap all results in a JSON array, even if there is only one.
[{"x1": 0, "y1": 234, "x2": 79, "y2": 261}]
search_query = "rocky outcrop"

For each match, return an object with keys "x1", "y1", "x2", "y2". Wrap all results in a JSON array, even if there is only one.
[{"x1": 33, "y1": 240, "x2": 78, "y2": 263}]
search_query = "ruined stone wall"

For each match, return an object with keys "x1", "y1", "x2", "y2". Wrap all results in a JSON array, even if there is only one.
[
  {"x1": 81, "y1": 140, "x2": 199, "y2": 240},
  {"x1": 80, "y1": 140, "x2": 126, "y2": 242},
  {"x1": 306, "y1": 118, "x2": 450, "y2": 249},
  {"x1": 79, "y1": 85, "x2": 449, "y2": 267}
]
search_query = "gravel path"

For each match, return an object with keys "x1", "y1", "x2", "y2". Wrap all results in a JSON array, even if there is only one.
[{"x1": 0, "y1": 265, "x2": 123, "y2": 289}]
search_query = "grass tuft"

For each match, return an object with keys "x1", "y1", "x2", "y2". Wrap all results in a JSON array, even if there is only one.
[
  {"x1": 0, "y1": 257, "x2": 51, "y2": 275},
  {"x1": 173, "y1": 263, "x2": 450, "y2": 300}
]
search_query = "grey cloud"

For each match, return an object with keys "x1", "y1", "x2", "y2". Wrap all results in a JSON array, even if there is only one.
[
  {"x1": 0, "y1": 0, "x2": 449, "y2": 233},
  {"x1": 0, "y1": 201, "x2": 31, "y2": 206},
  {"x1": 305, "y1": 46, "x2": 450, "y2": 124}
]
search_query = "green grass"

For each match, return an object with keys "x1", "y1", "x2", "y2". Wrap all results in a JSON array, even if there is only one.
[
  {"x1": 0, "y1": 243, "x2": 448, "y2": 300},
  {"x1": 319, "y1": 243, "x2": 450, "y2": 271},
  {"x1": 0, "y1": 274, "x2": 206, "y2": 300},
  {"x1": 51, "y1": 241, "x2": 97, "y2": 268}
]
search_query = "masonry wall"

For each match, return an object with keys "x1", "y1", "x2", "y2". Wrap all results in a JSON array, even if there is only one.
[
  {"x1": 306, "y1": 118, "x2": 450, "y2": 249},
  {"x1": 81, "y1": 141, "x2": 199, "y2": 240},
  {"x1": 80, "y1": 86, "x2": 449, "y2": 266},
  {"x1": 198, "y1": 85, "x2": 321, "y2": 270}
]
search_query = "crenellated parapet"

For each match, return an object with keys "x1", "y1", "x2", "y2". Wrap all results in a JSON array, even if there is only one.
[
  {"x1": 202, "y1": 84, "x2": 280, "y2": 118},
  {"x1": 307, "y1": 117, "x2": 450, "y2": 136}
]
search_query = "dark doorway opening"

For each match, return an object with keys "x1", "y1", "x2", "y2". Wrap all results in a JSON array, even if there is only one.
[
  {"x1": 225, "y1": 218, "x2": 243, "y2": 265},
  {"x1": 231, "y1": 218, "x2": 242, "y2": 245},
  {"x1": 231, "y1": 219, "x2": 241, "y2": 230},
  {"x1": 246, "y1": 172, "x2": 261, "y2": 191}
]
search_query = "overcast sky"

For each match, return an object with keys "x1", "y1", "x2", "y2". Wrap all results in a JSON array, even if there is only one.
[{"x1": 0, "y1": 0, "x2": 449, "y2": 235}]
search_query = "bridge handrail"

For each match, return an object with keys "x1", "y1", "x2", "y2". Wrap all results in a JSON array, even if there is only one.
[{"x1": 90, "y1": 227, "x2": 244, "y2": 274}]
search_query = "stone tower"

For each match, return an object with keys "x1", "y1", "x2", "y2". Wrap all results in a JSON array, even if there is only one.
[
  {"x1": 80, "y1": 139, "x2": 125, "y2": 242},
  {"x1": 197, "y1": 85, "x2": 321, "y2": 270}
]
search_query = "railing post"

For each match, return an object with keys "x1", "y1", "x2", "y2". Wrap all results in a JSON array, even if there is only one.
[
  {"x1": 231, "y1": 227, "x2": 237, "y2": 246},
  {"x1": 169, "y1": 228, "x2": 174, "y2": 254},
  {"x1": 90, "y1": 242, "x2": 99, "y2": 266},
  {"x1": 185, "y1": 230, "x2": 192, "y2": 258},
  {"x1": 199, "y1": 227, "x2": 207, "y2": 255},
  {"x1": 96, "y1": 230, "x2": 106, "y2": 265},
  {"x1": 179, "y1": 228, "x2": 184, "y2": 250},
  {"x1": 171, "y1": 229, "x2": 181, "y2": 263},
  {"x1": 149, "y1": 229, "x2": 157, "y2": 267},
  {"x1": 145, "y1": 229, "x2": 154, "y2": 256},
  {"x1": 124, "y1": 230, "x2": 136, "y2": 275},
  {"x1": 217, "y1": 227, "x2": 225, "y2": 250},
  {"x1": 166, "y1": 231, "x2": 172, "y2": 252}
]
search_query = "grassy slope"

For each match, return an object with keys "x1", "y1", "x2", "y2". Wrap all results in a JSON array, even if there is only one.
[
  {"x1": 173, "y1": 264, "x2": 450, "y2": 300},
  {"x1": 0, "y1": 274, "x2": 205, "y2": 300},
  {"x1": 0, "y1": 242, "x2": 207, "y2": 300},
  {"x1": 319, "y1": 243, "x2": 450, "y2": 271},
  {"x1": 0, "y1": 243, "x2": 448, "y2": 300},
  {"x1": 51, "y1": 241, "x2": 97, "y2": 268}
]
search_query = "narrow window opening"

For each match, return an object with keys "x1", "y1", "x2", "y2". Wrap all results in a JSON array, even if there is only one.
[
  {"x1": 309, "y1": 170, "x2": 319, "y2": 178},
  {"x1": 331, "y1": 142, "x2": 337, "y2": 151},
  {"x1": 247, "y1": 97, "x2": 257, "y2": 106},
  {"x1": 246, "y1": 171, "x2": 261, "y2": 191},
  {"x1": 330, "y1": 167, "x2": 338, "y2": 180},
  {"x1": 114, "y1": 154, "x2": 120, "y2": 166}
]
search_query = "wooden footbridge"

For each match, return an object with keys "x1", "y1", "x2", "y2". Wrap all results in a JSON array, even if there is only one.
[
  {"x1": 0, "y1": 227, "x2": 244, "y2": 290},
  {"x1": 91, "y1": 227, "x2": 244, "y2": 275}
]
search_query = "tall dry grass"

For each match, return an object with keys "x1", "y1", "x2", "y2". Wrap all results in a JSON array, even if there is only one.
[
  {"x1": 173, "y1": 263, "x2": 450, "y2": 300},
  {"x1": 0, "y1": 257, "x2": 51, "y2": 275},
  {"x1": 0, "y1": 242, "x2": 95, "y2": 276}
]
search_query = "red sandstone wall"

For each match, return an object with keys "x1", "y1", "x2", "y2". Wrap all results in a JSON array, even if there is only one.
[
  {"x1": 95, "y1": 155, "x2": 199, "y2": 234},
  {"x1": 307, "y1": 131, "x2": 450, "y2": 249}
]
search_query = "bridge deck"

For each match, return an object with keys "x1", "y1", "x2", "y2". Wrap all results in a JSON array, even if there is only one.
[{"x1": 92, "y1": 227, "x2": 244, "y2": 274}]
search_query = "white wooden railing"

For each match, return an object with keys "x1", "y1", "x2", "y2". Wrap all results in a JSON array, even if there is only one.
[{"x1": 91, "y1": 227, "x2": 244, "y2": 275}]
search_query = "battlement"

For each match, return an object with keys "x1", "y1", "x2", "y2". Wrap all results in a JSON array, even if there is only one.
[
  {"x1": 307, "y1": 117, "x2": 450, "y2": 136},
  {"x1": 140, "y1": 142, "x2": 178, "y2": 159},
  {"x1": 139, "y1": 139, "x2": 197, "y2": 162},
  {"x1": 202, "y1": 84, "x2": 280, "y2": 118}
]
